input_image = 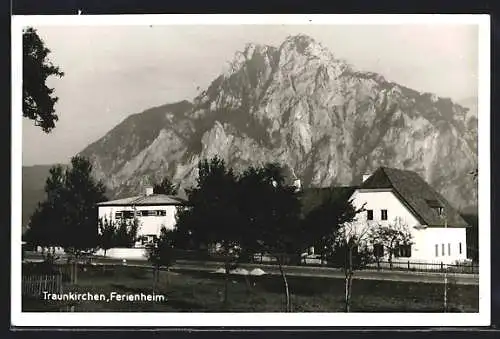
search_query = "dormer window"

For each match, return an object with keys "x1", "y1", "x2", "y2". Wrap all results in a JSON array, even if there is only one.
[{"x1": 425, "y1": 199, "x2": 444, "y2": 217}]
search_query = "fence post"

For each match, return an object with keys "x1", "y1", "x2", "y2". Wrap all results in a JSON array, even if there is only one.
[
  {"x1": 38, "y1": 276, "x2": 41, "y2": 297},
  {"x1": 407, "y1": 260, "x2": 410, "y2": 270},
  {"x1": 440, "y1": 262, "x2": 444, "y2": 272}
]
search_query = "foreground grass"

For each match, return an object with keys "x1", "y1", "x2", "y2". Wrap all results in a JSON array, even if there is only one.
[{"x1": 23, "y1": 265, "x2": 478, "y2": 312}]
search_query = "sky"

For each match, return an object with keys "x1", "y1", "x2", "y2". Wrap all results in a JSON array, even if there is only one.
[{"x1": 21, "y1": 24, "x2": 479, "y2": 166}]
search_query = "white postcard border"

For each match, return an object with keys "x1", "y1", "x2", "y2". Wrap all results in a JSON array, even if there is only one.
[{"x1": 11, "y1": 14, "x2": 491, "y2": 327}]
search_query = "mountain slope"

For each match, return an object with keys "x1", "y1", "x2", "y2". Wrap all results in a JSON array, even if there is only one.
[
  {"x1": 78, "y1": 34, "x2": 478, "y2": 210},
  {"x1": 22, "y1": 165, "x2": 53, "y2": 231}
]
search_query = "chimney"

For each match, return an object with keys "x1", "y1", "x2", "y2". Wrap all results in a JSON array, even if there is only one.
[
  {"x1": 145, "y1": 186, "x2": 154, "y2": 196},
  {"x1": 293, "y1": 179, "x2": 302, "y2": 192},
  {"x1": 362, "y1": 174, "x2": 371, "y2": 183}
]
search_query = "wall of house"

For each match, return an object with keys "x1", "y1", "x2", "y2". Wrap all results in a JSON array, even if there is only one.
[
  {"x1": 350, "y1": 189, "x2": 422, "y2": 229},
  {"x1": 418, "y1": 227, "x2": 467, "y2": 264},
  {"x1": 349, "y1": 190, "x2": 467, "y2": 264},
  {"x1": 97, "y1": 205, "x2": 179, "y2": 238},
  {"x1": 94, "y1": 247, "x2": 148, "y2": 259}
]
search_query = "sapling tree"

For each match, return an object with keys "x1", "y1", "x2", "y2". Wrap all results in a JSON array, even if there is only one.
[
  {"x1": 331, "y1": 221, "x2": 373, "y2": 312},
  {"x1": 146, "y1": 226, "x2": 176, "y2": 293},
  {"x1": 470, "y1": 168, "x2": 478, "y2": 183},
  {"x1": 368, "y1": 217, "x2": 413, "y2": 268},
  {"x1": 97, "y1": 217, "x2": 116, "y2": 256}
]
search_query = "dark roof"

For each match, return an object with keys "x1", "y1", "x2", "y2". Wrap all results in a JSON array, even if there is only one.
[
  {"x1": 97, "y1": 194, "x2": 187, "y2": 206},
  {"x1": 360, "y1": 167, "x2": 468, "y2": 228},
  {"x1": 299, "y1": 186, "x2": 358, "y2": 218}
]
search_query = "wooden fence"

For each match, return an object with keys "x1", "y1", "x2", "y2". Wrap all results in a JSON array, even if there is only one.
[{"x1": 22, "y1": 273, "x2": 63, "y2": 298}]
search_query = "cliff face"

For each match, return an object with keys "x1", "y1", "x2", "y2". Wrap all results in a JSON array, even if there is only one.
[{"x1": 79, "y1": 34, "x2": 478, "y2": 210}]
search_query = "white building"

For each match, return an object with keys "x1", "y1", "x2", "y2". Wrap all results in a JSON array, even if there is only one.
[
  {"x1": 349, "y1": 167, "x2": 469, "y2": 264},
  {"x1": 96, "y1": 186, "x2": 187, "y2": 248}
]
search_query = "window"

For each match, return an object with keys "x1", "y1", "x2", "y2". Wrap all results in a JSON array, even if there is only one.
[
  {"x1": 139, "y1": 210, "x2": 167, "y2": 217},
  {"x1": 117, "y1": 210, "x2": 135, "y2": 219},
  {"x1": 395, "y1": 244, "x2": 411, "y2": 258},
  {"x1": 441, "y1": 244, "x2": 445, "y2": 256},
  {"x1": 138, "y1": 235, "x2": 157, "y2": 246},
  {"x1": 381, "y1": 209, "x2": 388, "y2": 220},
  {"x1": 459, "y1": 242, "x2": 462, "y2": 254},
  {"x1": 122, "y1": 210, "x2": 135, "y2": 219},
  {"x1": 448, "y1": 243, "x2": 451, "y2": 256},
  {"x1": 426, "y1": 199, "x2": 444, "y2": 216},
  {"x1": 373, "y1": 244, "x2": 384, "y2": 257},
  {"x1": 367, "y1": 210, "x2": 373, "y2": 220},
  {"x1": 435, "y1": 244, "x2": 439, "y2": 257}
]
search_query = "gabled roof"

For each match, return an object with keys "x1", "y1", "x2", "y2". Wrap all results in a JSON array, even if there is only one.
[
  {"x1": 97, "y1": 194, "x2": 187, "y2": 206},
  {"x1": 360, "y1": 167, "x2": 468, "y2": 228},
  {"x1": 299, "y1": 186, "x2": 358, "y2": 218}
]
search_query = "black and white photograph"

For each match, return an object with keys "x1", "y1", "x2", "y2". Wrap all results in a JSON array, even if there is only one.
[{"x1": 12, "y1": 14, "x2": 490, "y2": 327}]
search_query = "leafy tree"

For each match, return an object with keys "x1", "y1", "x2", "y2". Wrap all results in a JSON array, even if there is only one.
[
  {"x1": 146, "y1": 226, "x2": 176, "y2": 293},
  {"x1": 303, "y1": 190, "x2": 364, "y2": 264},
  {"x1": 367, "y1": 217, "x2": 413, "y2": 268},
  {"x1": 237, "y1": 163, "x2": 303, "y2": 312},
  {"x1": 153, "y1": 177, "x2": 178, "y2": 195},
  {"x1": 23, "y1": 27, "x2": 64, "y2": 132},
  {"x1": 25, "y1": 156, "x2": 108, "y2": 284},
  {"x1": 175, "y1": 156, "x2": 242, "y2": 305}
]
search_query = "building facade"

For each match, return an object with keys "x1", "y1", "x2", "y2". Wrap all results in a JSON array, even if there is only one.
[
  {"x1": 349, "y1": 167, "x2": 469, "y2": 264},
  {"x1": 96, "y1": 186, "x2": 187, "y2": 247}
]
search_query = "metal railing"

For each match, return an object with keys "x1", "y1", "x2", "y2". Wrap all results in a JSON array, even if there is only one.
[{"x1": 369, "y1": 260, "x2": 479, "y2": 274}]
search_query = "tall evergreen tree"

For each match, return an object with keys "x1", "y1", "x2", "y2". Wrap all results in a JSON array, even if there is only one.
[{"x1": 153, "y1": 177, "x2": 178, "y2": 195}]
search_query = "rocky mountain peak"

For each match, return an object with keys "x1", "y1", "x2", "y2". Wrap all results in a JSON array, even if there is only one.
[
  {"x1": 79, "y1": 34, "x2": 478, "y2": 211},
  {"x1": 280, "y1": 34, "x2": 335, "y2": 62}
]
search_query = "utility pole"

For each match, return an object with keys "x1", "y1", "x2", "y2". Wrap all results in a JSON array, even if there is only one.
[{"x1": 443, "y1": 210, "x2": 448, "y2": 313}]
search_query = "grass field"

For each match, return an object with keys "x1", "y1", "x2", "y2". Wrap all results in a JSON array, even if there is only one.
[{"x1": 22, "y1": 265, "x2": 479, "y2": 312}]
